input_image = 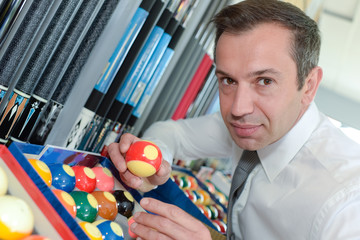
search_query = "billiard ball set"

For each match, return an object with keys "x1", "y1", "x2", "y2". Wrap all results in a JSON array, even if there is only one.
[
  {"x1": 171, "y1": 169, "x2": 228, "y2": 234},
  {"x1": 2, "y1": 141, "x2": 146, "y2": 240},
  {"x1": 2, "y1": 140, "x2": 226, "y2": 239},
  {"x1": 28, "y1": 158, "x2": 140, "y2": 240}
]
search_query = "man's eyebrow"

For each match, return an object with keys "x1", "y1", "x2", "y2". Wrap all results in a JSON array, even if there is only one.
[
  {"x1": 248, "y1": 68, "x2": 281, "y2": 77},
  {"x1": 215, "y1": 68, "x2": 281, "y2": 78}
]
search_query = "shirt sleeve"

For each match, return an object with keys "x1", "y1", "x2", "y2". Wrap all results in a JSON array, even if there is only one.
[
  {"x1": 142, "y1": 112, "x2": 233, "y2": 164},
  {"x1": 311, "y1": 181, "x2": 360, "y2": 239}
]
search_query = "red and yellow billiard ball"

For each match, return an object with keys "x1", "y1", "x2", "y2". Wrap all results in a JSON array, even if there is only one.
[
  {"x1": 78, "y1": 222, "x2": 103, "y2": 240},
  {"x1": 91, "y1": 191, "x2": 118, "y2": 221},
  {"x1": 0, "y1": 195, "x2": 34, "y2": 240},
  {"x1": 94, "y1": 220, "x2": 124, "y2": 240},
  {"x1": 112, "y1": 190, "x2": 135, "y2": 218},
  {"x1": 28, "y1": 159, "x2": 52, "y2": 187},
  {"x1": 92, "y1": 167, "x2": 115, "y2": 192},
  {"x1": 211, "y1": 219, "x2": 227, "y2": 234},
  {"x1": 52, "y1": 189, "x2": 77, "y2": 218},
  {"x1": 72, "y1": 166, "x2": 96, "y2": 193},
  {"x1": 125, "y1": 141, "x2": 162, "y2": 177},
  {"x1": 70, "y1": 191, "x2": 98, "y2": 222},
  {"x1": 49, "y1": 163, "x2": 76, "y2": 192}
]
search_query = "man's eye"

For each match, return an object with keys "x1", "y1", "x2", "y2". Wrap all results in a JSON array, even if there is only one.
[
  {"x1": 222, "y1": 78, "x2": 235, "y2": 85},
  {"x1": 258, "y1": 78, "x2": 273, "y2": 86}
]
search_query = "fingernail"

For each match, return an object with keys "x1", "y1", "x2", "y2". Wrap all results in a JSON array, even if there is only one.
[
  {"x1": 141, "y1": 198, "x2": 149, "y2": 206},
  {"x1": 130, "y1": 222, "x2": 137, "y2": 230}
]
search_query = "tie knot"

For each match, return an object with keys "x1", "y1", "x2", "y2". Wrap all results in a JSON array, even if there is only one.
[{"x1": 239, "y1": 150, "x2": 260, "y2": 171}]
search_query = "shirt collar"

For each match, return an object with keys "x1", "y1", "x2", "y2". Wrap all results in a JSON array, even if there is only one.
[{"x1": 257, "y1": 102, "x2": 321, "y2": 182}]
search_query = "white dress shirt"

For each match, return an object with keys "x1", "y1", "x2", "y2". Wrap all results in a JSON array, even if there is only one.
[{"x1": 143, "y1": 102, "x2": 360, "y2": 240}]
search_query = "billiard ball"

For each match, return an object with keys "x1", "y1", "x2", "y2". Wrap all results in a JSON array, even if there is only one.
[
  {"x1": 207, "y1": 205, "x2": 219, "y2": 220},
  {"x1": 192, "y1": 190, "x2": 204, "y2": 205},
  {"x1": 197, "y1": 204, "x2": 211, "y2": 219},
  {"x1": 28, "y1": 158, "x2": 52, "y2": 187},
  {"x1": 127, "y1": 216, "x2": 138, "y2": 239},
  {"x1": 179, "y1": 175, "x2": 190, "y2": 189},
  {"x1": 184, "y1": 189, "x2": 197, "y2": 203},
  {"x1": 91, "y1": 191, "x2": 118, "y2": 221},
  {"x1": 49, "y1": 163, "x2": 75, "y2": 192},
  {"x1": 211, "y1": 219, "x2": 227, "y2": 234},
  {"x1": 52, "y1": 189, "x2": 77, "y2": 218},
  {"x1": 72, "y1": 166, "x2": 96, "y2": 193},
  {"x1": 197, "y1": 189, "x2": 211, "y2": 205},
  {"x1": 92, "y1": 167, "x2": 115, "y2": 192},
  {"x1": 187, "y1": 176, "x2": 198, "y2": 190},
  {"x1": 70, "y1": 191, "x2": 98, "y2": 222},
  {"x1": 204, "y1": 180, "x2": 216, "y2": 194},
  {"x1": 214, "y1": 191, "x2": 228, "y2": 206},
  {"x1": 112, "y1": 190, "x2": 135, "y2": 218},
  {"x1": 212, "y1": 204, "x2": 226, "y2": 220},
  {"x1": 94, "y1": 219, "x2": 124, "y2": 240},
  {"x1": 0, "y1": 195, "x2": 34, "y2": 239},
  {"x1": 0, "y1": 166, "x2": 8, "y2": 196},
  {"x1": 125, "y1": 140, "x2": 162, "y2": 177},
  {"x1": 78, "y1": 222, "x2": 103, "y2": 240}
]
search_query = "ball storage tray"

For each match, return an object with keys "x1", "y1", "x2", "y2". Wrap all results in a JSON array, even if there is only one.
[{"x1": 3, "y1": 141, "x2": 142, "y2": 239}]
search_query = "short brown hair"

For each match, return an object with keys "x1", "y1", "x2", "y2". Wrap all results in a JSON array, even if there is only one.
[{"x1": 211, "y1": 0, "x2": 321, "y2": 89}]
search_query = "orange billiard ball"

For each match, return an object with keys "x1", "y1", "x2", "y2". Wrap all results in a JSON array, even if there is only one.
[
  {"x1": 28, "y1": 159, "x2": 52, "y2": 187},
  {"x1": 52, "y1": 189, "x2": 77, "y2": 218},
  {"x1": 125, "y1": 141, "x2": 162, "y2": 177},
  {"x1": 91, "y1": 191, "x2": 118, "y2": 221}
]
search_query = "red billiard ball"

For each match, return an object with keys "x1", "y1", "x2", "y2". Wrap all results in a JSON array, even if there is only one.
[
  {"x1": 92, "y1": 167, "x2": 115, "y2": 192},
  {"x1": 125, "y1": 141, "x2": 162, "y2": 177},
  {"x1": 211, "y1": 219, "x2": 227, "y2": 234},
  {"x1": 127, "y1": 217, "x2": 138, "y2": 239},
  {"x1": 28, "y1": 159, "x2": 52, "y2": 187},
  {"x1": 72, "y1": 166, "x2": 96, "y2": 193},
  {"x1": 49, "y1": 163, "x2": 76, "y2": 192},
  {"x1": 91, "y1": 191, "x2": 118, "y2": 221},
  {"x1": 52, "y1": 189, "x2": 77, "y2": 218}
]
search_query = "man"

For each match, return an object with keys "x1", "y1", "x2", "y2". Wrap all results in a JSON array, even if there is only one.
[{"x1": 108, "y1": 0, "x2": 360, "y2": 239}]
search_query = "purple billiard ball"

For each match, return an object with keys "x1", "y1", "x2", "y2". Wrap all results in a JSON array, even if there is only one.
[{"x1": 49, "y1": 163, "x2": 76, "y2": 192}]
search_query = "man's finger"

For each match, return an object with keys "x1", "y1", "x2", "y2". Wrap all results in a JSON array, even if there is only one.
[
  {"x1": 139, "y1": 198, "x2": 207, "y2": 232},
  {"x1": 108, "y1": 142, "x2": 127, "y2": 173}
]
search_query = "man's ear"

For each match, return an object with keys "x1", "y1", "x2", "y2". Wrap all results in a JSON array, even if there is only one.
[{"x1": 301, "y1": 66, "x2": 323, "y2": 105}]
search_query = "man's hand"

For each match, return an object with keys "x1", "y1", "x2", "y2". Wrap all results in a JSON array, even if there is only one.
[
  {"x1": 130, "y1": 198, "x2": 212, "y2": 240},
  {"x1": 107, "y1": 133, "x2": 171, "y2": 191}
]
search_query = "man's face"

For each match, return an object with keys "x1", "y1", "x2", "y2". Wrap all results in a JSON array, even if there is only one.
[{"x1": 215, "y1": 23, "x2": 309, "y2": 151}]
